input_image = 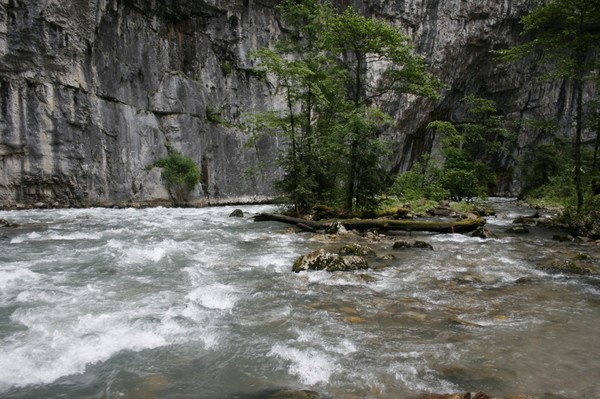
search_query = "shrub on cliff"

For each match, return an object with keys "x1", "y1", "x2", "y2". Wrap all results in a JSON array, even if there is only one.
[{"x1": 153, "y1": 152, "x2": 201, "y2": 205}]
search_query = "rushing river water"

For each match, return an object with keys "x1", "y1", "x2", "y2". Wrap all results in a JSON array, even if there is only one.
[{"x1": 0, "y1": 200, "x2": 599, "y2": 399}]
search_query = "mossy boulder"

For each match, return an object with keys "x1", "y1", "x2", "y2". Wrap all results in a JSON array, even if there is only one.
[
  {"x1": 266, "y1": 389, "x2": 324, "y2": 399},
  {"x1": 338, "y1": 243, "x2": 376, "y2": 257},
  {"x1": 292, "y1": 249, "x2": 369, "y2": 273},
  {"x1": 506, "y1": 226, "x2": 530, "y2": 234}
]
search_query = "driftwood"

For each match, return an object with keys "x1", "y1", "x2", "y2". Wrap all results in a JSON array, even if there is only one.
[{"x1": 254, "y1": 213, "x2": 485, "y2": 233}]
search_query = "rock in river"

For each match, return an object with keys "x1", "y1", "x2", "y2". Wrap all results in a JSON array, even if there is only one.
[
  {"x1": 0, "y1": 219, "x2": 18, "y2": 227},
  {"x1": 471, "y1": 227, "x2": 497, "y2": 239},
  {"x1": 536, "y1": 259, "x2": 593, "y2": 275},
  {"x1": 292, "y1": 249, "x2": 369, "y2": 273},
  {"x1": 229, "y1": 209, "x2": 244, "y2": 217},
  {"x1": 392, "y1": 240, "x2": 434, "y2": 250}
]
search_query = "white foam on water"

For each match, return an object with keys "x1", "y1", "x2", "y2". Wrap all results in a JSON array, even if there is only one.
[
  {"x1": 290, "y1": 326, "x2": 357, "y2": 356},
  {"x1": 14, "y1": 289, "x2": 68, "y2": 305},
  {"x1": 186, "y1": 283, "x2": 239, "y2": 311},
  {"x1": 9, "y1": 231, "x2": 42, "y2": 244},
  {"x1": 0, "y1": 311, "x2": 168, "y2": 389},
  {"x1": 430, "y1": 233, "x2": 478, "y2": 244},
  {"x1": 269, "y1": 344, "x2": 338, "y2": 385},
  {"x1": 388, "y1": 361, "x2": 457, "y2": 393},
  {"x1": 246, "y1": 253, "x2": 297, "y2": 273},
  {"x1": 198, "y1": 330, "x2": 220, "y2": 350},
  {"x1": 327, "y1": 338, "x2": 357, "y2": 355},
  {"x1": 120, "y1": 238, "x2": 189, "y2": 264},
  {"x1": 46, "y1": 231, "x2": 103, "y2": 241},
  {"x1": 10, "y1": 231, "x2": 103, "y2": 243},
  {"x1": 0, "y1": 267, "x2": 40, "y2": 290},
  {"x1": 126, "y1": 244, "x2": 169, "y2": 263}
]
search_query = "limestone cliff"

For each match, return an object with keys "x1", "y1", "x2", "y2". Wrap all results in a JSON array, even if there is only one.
[
  {"x1": 0, "y1": 0, "x2": 580, "y2": 207},
  {"x1": 0, "y1": 0, "x2": 283, "y2": 207}
]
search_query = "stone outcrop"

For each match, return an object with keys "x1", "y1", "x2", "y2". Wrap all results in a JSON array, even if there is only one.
[{"x1": 0, "y1": 0, "x2": 585, "y2": 207}]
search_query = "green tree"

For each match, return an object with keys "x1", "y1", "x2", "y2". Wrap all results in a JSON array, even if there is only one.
[
  {"x1": 389, "y1": 156, "x2": 448, "y2": 201},
  {"x1": 427, "y1": 95, "x2": 511, "y2": 200},
  {"x1": 322, "y1": 6, "x2": 444, "y2": 209},
  {"x1": 248, "y1": 0, "x2": 341, "y2": 215},
  {"x1": 250, "y1": 1, "x2": 443, "y2": 212},
  {"x1": 154, "y1": 151, "x2": 201, "y2": 205},
  {"x1": 497, "y1": 0, "x2": 600, "y2": 211}
]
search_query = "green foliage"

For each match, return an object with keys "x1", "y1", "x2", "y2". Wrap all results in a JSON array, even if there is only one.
[
  {"x1": 424, "y1": 95, "x2": 506, "y2": 200},
  {"x1": 389, "y1": 158, "x2": 448, "y2": 202},
  {"x1": 206, "y1": 106, "x2": 233, "y2": 127},
  {"x1": 523, "y1": 139, "x2": 598, "y2": 209},
  {"x1": 520, "y1": 138, "x2": 568, "y2": 196},
  {"x1": 497, "y1": 0, "x2": 600, "y2": 80},
  {"x1": 154, "y1": 152, "x2": 201, "y2": 204},
  {"x1": 497, "y1": 0, "x2": 600, "y2": 211},
  {"x1": 220, "y1": 61, "x2": 233, "y2": 77},
  {"x1": 248, "y1": 0, "x2": 443, "y2": 213}
]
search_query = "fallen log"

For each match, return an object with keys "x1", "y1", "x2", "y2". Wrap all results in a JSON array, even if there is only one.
[{"x1": 253, "y1": 213, "x2": 485, "y2": 233}]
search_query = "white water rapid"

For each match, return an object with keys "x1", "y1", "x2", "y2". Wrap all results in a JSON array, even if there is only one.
[{"x1": 0, "y1": 201, "x2": 599, "y2": 398}]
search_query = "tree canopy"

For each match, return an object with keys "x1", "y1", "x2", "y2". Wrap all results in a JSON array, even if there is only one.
[
  {"x1": 248, "y1": 0, "x2": 443, "y2": 213},
  {"x1": 498, "y1": 0, "x2": 600, "y2": 211}
]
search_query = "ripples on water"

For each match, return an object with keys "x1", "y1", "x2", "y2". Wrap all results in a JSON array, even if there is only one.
[{"x1": 0, "y1": 201, "x2": 599, "y2": 398}]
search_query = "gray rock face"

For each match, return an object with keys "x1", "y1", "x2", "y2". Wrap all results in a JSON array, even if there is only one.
[
  {"x1": 0, "y1": 0, "x2": 281, "y2": 207},
  {"x1": 0, "y1": 0, "x2": 585, "y2": 207}
]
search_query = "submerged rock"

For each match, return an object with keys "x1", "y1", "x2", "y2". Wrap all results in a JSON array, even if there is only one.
[
  {"x1": 242, "y1": 389, "x2": 326, "y2": 399},
  {"x1": 552, "y1": 234, "x2": 574, "y2": 242},
  {"x1": 512, "y1": 212, "x2": 540, "y2": 225},
  {"x1": 422, "y1": 392, "x2": 540, "y2": 399},
  {"x1": 265, "y1": 389, "x2": 324, "y2": 399},
  {"x1": 536, "y1": 259, "x2": 593, "y2": 275},
  {"x1": 392, "y1": 240, "x2": 434, "y2": 250},
  {"x1": 506, "y1": 226, "x2": 530, "y2": 234},
  {"x1": 471, "y1": 227, "x2": 497, "y2": 239},
  {"x1": 0, "y1": 219, "x2": 18, "y2": 227},
  {"x1": 229, "y1": 209, "x2": 244, "y2": 217},
  {"x1": 292, "y1": 249, "x2": 369, "y2": 273}
]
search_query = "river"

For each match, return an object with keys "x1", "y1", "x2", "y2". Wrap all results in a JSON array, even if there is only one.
[{"x1": 0, "y1": 199, "x2": 599, "y2": 399}]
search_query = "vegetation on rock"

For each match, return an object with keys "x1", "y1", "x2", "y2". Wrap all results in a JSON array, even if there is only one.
[{"x1": 153, "y1": 151, "x2": 201, "y2": 205}]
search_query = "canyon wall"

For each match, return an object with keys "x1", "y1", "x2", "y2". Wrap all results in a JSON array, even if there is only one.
[{"x1": 0, "y1": 0, "x2": 578, "y2": 207}]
